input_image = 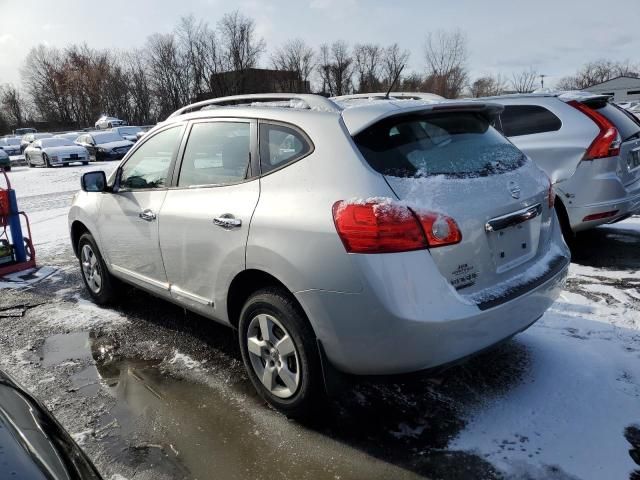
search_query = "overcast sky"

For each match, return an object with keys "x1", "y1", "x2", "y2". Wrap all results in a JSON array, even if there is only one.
[{"x1": 1, "y1": 0, "x2": 638, "y2": 89}]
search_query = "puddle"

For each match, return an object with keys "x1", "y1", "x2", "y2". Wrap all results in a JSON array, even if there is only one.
[
  {"x1": 38, "y1": 328, "x2": 518, "y2": 479},
  {"x1": 94, "y1": 354, "x2": 428, "y2": 480}
]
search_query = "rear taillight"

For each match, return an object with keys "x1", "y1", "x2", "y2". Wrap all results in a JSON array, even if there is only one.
[
  {"x1": 567, "y1": 100, "x2": 621, "y2": 160},
  {"x1": 582, "y1": 210, "x2": 618, "y2": 222},
  {"x1": 332, "y1": 200, "x2": 462, "y2": 254}
]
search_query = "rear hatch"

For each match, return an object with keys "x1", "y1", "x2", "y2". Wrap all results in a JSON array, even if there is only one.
[
  {"x1": 352, "y1": 108, "x2": 559, "y2": 301},
  {"x1": 577, "y1": 98, "x2": 640, "y2": 190}
]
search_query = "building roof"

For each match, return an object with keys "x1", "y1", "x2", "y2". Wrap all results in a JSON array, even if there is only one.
[{"x1": 583, "y1": 75, "x2": 640, "y2": 90}]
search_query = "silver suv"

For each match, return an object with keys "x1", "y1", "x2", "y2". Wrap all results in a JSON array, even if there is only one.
[
  {"x1": 69, "y1": 94, "x2": 569, "y2": 417},
  {"x1": 482, "y1": 92, "x2": 640, "y2": 240}
]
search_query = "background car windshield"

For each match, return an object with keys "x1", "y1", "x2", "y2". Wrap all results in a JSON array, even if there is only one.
[
  {"x1": 40, "y1": 138, "x2": 74, "y2": 147},
  {"x1": 93, "y1": 132, "x2": 123, "y2": 144},
  {"x1": 354, "y1": 112, "x2": 525, "y2": 178},
  {"x1": 1, "y1": 138, "x2": 21, "y2": 145},
  {"x1": 34, "y1": 134, "x2": 52, "y2": 140},
  {"x1": 118, "y1": 127, "x2": 141, "y2": 135}
]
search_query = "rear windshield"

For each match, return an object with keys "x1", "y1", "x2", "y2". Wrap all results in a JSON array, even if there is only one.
[
  {"x1": 586, "y1": 101, "x2": 640, "y2": 141},
  {"x1": 354, "y1": 112, "x2": 526, "y2": 178},
  {"x1": 93, "y1": 132, "x2": 123, "y2": 144}
]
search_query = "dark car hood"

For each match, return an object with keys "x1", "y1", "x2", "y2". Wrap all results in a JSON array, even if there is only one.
[
  {"x1": 97, "y1": 140, "x2": 133, "y2": 150},
  {"x1": 0, "y1": 371, "x2": 102, "y2": 480}
]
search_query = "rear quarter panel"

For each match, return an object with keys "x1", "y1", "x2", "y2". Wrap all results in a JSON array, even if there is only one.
[
  {"x1": 246, "y1": 116, "x2": 393, "y2": 295},
  {"x1": 501, "y1": 97, "x2": 598, "y2": 184}
]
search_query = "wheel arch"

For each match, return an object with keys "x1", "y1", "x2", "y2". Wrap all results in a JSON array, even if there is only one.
[
  {"x1": 226, "y1": 269, "x2": 313, "y2": 334},
  {"x1": 70, "y1": 220, "x2": 90, "y2": 257}
]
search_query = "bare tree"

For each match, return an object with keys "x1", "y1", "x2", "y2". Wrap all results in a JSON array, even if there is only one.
[
  {"x1": 146, "y1": 33, "x2": 190, "y2": 118},
  {"x1": 381, "y1": 43, "x2": 409, "y2": 91},
  {"x1": 271, "y1": 39, "x2": 315, "y2": 92},
  {"x1": 510, "y1": 68, "x2": 538, "y2": 93},
  {"x1": 423, "y1": 30, "x2": 468, "y2": 98},
  {"x1": 470, "y1": 74, "x2": 507, "y2": 97},
  {"x1": 353, "y1": 43, "x2": 382, "y2": 93},
  {"x1": 557, "y1": 59, "x2": 640, "y2": 90},
  {"x1": 0, "y1": 84, "x2": 28, "y2": 127},
  {"x1": 400, "y1": 72, "x2": 423, "y2": 92},
  {"x1": 317, "y1": 41, "x2": 353, "y2": 96}
]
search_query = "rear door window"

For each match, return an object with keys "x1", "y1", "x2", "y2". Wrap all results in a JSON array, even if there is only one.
[
  {"x1": 178, "y1": 122, "x2": 251, "y2": 187},
  {"x1": 499, "y1": 105, "x2": 562, "y2": 137},
  {"x1": 353, "y1": 112, "x2": 525, "y2": 178},
  {"x1": 259, "y1": 123, "x2": 312, "y2": 174}
]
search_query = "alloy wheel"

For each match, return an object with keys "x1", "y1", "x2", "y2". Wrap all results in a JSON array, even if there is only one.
[
  {"x1": 81, "y1": 244, "x2": 102, "y2": 294},
  {"x1": 246, "y1": 313, "x2": 301, "y2": 399}
]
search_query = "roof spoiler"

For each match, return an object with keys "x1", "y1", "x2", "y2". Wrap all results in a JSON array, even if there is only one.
[{"x1": 167, "y1": 93, "x2": 342, "y2": 119}]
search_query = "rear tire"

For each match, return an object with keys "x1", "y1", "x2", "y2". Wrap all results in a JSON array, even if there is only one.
[
  {"x1": 238, "y1": 287, "x2": 323, "y2": 419},
  {"x1": 77, "y1": 232, "x2": 119, "y2": 305},
  {"x1": 82, "y1": 161, "x2": 89, "y2": 166},
  {"x1": 554, "y1": 200, "x2": 575, "y2": 247},
  {"x1": 26, "y1": 155, "x2": 33, "y2": 168}
]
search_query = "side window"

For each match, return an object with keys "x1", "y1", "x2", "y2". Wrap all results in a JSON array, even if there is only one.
[
  {"x1": 259, "y1": 123, "x2": 311, "y2": 174},
  {"x1": 500, "y1": 105, "x2": 562, "y2": 137},
  {"x1": 178, "y1": 122, "x2": 250, "y2": 187},
  {"x1": 120, "y1": 126, "x2": 182, "y2": 190}
]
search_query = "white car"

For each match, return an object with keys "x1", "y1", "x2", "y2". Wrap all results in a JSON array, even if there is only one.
[
  {"x1": 0, "y1": 137, "x2": 22, "y2": 156},
  {"x1": 111, "y1": 126, "x2": 143, "y2": 142},
  {"x1": 55, "y1": 132, "x2": 83, "y2": 142},
  {"x1": 24, "y1": 138, "x2": 90, "y2": 168},
  {"x1": 95, "y1": 116, "x2": 127, "y2": 130}
]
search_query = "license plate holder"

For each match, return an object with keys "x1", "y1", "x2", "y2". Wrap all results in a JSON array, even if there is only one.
[{"x1": 486, "y1": 206, "x2": 542, "y2": 273}]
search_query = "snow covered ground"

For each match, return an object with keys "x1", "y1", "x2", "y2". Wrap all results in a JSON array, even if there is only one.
[{"x1": 1, "y1": 163, "x2": 639, "y2": 479}]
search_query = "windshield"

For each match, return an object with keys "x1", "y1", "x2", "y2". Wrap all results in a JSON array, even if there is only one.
[
  {"x1": 93, "y1": 132, "x2": 124, "y2": 144},
  {"x1": 354, "y1": 112, "x2": 526, "y2": 178},
  {"x1": 40, "y1": 138, "x2": 74, "y2": 147},
  {"x1": 1, "y1": 138, "x2": 21, "y2": 146}
]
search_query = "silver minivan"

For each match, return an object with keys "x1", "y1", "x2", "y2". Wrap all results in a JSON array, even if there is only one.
[{"x1": 69, "y1": 94, "x2": 569, "y2": 417}]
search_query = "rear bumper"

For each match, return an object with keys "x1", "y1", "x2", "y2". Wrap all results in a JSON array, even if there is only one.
[
  {"x1": 296, "y1": 248, "x2": 569, "y2": 376},
  {"x1": 565, "y1": 189, "x2": 640, "y2": 232},
  {"x1": 558, "y1": 160, "x2": 640, "y2": 232}
]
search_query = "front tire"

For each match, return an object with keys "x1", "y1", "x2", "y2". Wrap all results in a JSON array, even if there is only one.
[
  {"x1": 43, "y1": 153, "x2": 52, "y2": 168},
  {"x1": 239, "y1": 288, "x2": 323, "y2": 418},
  {"x1": 26, "y1": 154, "x2": 33, "y2": 168},
  {"x1": 77, "y1": 232, "x2": 118, "y2": 305}
]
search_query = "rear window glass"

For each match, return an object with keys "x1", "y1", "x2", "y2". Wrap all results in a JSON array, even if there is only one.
[
  {"x1": 354, "y1": 112, "x2": 526, "y2": 178},
  {"x1": 499, "y1": 105, "x2": 562, "y2": 137},
  {"x1": 591, "y1": 103, "x2": 640, "y2": 141},
  {"x1": 259, "y1": 124, "x2": 311, "y2": 174}
]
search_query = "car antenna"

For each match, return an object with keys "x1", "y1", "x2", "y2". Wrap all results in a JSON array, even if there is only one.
[{"x1": 384, "y1": 65, "x2": 405, "y2": 99}]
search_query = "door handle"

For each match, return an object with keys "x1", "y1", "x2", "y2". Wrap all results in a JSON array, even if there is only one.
[
  {"x1": 213, "y1": 215, "x2": 242, "y2": 229},
  {"x1": 139, "y1": 209, "x2": 157, "y2": 222}
]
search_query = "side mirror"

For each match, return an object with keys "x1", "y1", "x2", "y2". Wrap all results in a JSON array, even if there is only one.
[{"x1": 81, "y1": 171, "x2": 107, "y2": 192}]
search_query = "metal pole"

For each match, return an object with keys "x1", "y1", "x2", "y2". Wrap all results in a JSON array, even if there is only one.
[{"x1": 7, "y1": 190, "x2": 26, "y2": 262}]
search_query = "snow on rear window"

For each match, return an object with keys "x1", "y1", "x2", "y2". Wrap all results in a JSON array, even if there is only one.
[{"x1": 354, "y1": 112, "x2": 525, "y2": 178}]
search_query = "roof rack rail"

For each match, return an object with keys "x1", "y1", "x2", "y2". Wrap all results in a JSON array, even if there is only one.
[
  {"x1": 332, "y1": 92, "x2": 444, "y2": 102},
  {"x1": 167, "y1": 93, "x2": 342, "y2": 119}
]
